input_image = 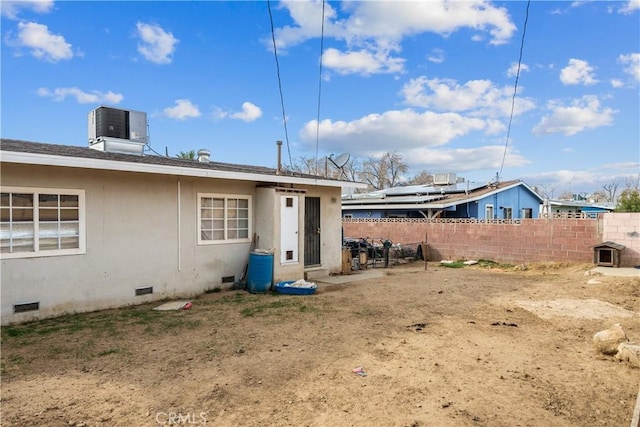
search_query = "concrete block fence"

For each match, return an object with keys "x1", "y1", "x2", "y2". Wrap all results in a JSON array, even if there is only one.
[{"x1": 342, "y1": 213, "x2": 640, "y2": 267}]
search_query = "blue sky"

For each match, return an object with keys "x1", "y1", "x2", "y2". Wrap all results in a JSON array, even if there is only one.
[{"x1": 2, "y1": 0, "x2": 639, "y2": 195}]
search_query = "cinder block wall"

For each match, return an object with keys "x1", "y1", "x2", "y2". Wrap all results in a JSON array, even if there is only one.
[
  {"x1": 342, "y1": 218, "x2": 606, "y2": 265},
  {"x1": 601, "y1": 213, "x2": 640, "y2": 267}
]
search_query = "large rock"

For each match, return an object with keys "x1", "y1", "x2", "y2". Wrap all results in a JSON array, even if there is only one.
[
  {"x1": 593, "y1": 323, "x2": 628, "y2": 355},
  {"x1": 615, "y1": 342, "x2": 640, "y2": 368}
]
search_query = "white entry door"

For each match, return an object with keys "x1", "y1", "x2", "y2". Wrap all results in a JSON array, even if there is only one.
[{"x1": 280, "y1": 195, "x2": 299, "y2": 263}]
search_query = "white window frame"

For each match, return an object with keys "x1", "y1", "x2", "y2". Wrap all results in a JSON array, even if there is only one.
[
  {"x1": 485, "y1": 204, "x2": 494, "y2": 219},
  {"x1": 503, "y1": 207, "x2": 513, "y2": 219},
  {"x1": 197, "y1": 193, "x2": 252, "y2": 245},
  {"x1": 1, "y1": 187, "x2": 86, "y2": 259}
]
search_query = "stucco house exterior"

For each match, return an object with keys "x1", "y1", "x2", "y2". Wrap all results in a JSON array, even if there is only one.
[
  {"x1": 342, "y1": 178, "x2": 543, "y2": 220},
  {"x1": 1, "y1": 138, "x2": 365, "y2": 325}
]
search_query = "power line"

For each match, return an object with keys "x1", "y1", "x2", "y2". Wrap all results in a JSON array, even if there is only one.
[
  {"x1": 498, "y1": 0, "x2": 531, "y2": 182},
  {"x1": 267, "y1": 0, "x2": 292, "y2": 169},
  {"x1": 314, "y1": 0, "x2": 326, "y2": 175}
]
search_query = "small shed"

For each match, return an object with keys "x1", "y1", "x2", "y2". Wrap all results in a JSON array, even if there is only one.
[{"x1": 593, "y1": 241, "x2": 625, "y2": 267}]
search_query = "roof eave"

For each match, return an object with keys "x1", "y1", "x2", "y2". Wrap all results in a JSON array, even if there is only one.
[
  {"x1": 1, "y1": 150, "x2": 367, "y2": 189},
  {"x1": 342, "y1": 202, "x2": 453, "y2": 210}
]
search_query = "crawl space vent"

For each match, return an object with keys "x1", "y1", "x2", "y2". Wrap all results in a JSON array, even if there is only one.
[
  {"x1": 14, "y1": 302, "x2": 40, "y2": 313},
  {"x1": 135, "y1": 287, "x2": 153, "y2": 296}
]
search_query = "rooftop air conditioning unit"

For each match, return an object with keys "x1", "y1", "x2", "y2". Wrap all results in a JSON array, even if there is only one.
[
  {"x1": 88, "y1": 106, "x2": 148, "y2": 155},
  {"x1": 433, "y1": 172, "x2": 457, "y2": 186}
]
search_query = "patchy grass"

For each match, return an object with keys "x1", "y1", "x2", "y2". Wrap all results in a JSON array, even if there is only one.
[
  {"x1": 240, "y1": 298, "x2": 304, "y2": 317},
  {"x1": 353, "y1": 306, "x2": 385, "y2": 317},
  {"x1": 440, "y1": 260, "x2": 466, "y2": 268},
  {"x1": 477, "y1": 259, "x2": 515, "y2": 269},
  {"x1": 473, "y1": 259, "x2": 593, "y2": 273},
  {"x1": 1, "y1": 288, "x2": 324, "y2": 376},
  {"x1": 526, "y1": 261, "x2": 592, "y2": 271},
  {"x1": 97, "y1": 348, "x2": 121, "y2": 357}
]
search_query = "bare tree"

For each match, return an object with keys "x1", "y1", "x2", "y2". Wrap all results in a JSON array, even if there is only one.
[
  {"x1": 290, "y1": 155, "x2": 322, "y2": 175},
  {"x1": 407, "y1": 170, "x2": 434, "y2": 186},
  {"x1": 290, "y1": 155, "x2": 363, "y2": 182},
  {"x1": 557, "y1": 190, "x2": 573, "y2": 200},
  {"x1": 532, "y1": 184, "x2": 557, "y2": 200},
  {"x1": 624, "y1": 174, "x2": 640, "y2": 191},
  {"x1": 361, "y1": 152, "x2": 408, "y2": 191},
  {"x1": 602, "y1": 181, "x2": 620, "y2": 202},
  {"x1": 340, "y1": 157, "x2": 362, "y2": 182}
]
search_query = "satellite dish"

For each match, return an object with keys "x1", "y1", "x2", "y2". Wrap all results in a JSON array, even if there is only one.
[
  {"x1": 328, "y1": 153, "x2": 350, "y2": 168},
  {"x1": 328, "y1": 153, "x2": 350, "y2": 179}
]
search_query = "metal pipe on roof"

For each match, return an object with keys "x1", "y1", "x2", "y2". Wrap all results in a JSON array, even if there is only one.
[{"x1": 276, "y1": 140, "x2": 282, "y2": 175}]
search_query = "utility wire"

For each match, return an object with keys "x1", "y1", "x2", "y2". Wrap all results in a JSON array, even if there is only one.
[
  {"x1": 498, "y1": 0, "x2": 530, "y2": 182},
  {"x1": 315, "y1": 0, "x2": 326, "y2": 176},
  {"x1": 267, "y1": 0, "x2": 292, "y2": 169}
]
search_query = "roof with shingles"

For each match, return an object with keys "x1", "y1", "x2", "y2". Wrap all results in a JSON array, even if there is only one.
[
  {"x1": 1, "y1": 139, "x2": 294, "y2": 176},
  {"x1": 1, "y1": 139, "x2": 364, "y2": 188}
]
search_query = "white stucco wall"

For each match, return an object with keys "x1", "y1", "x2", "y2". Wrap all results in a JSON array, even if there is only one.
[
  {"x1": 305, "y1": 186, "x2": 344, "y2": 278},
  {"x1": 253, "y1": 186, "x2": 343, "y2": 285},
  {"x1": 1, "y1": 163, "x2": 345, "y2": 324}
]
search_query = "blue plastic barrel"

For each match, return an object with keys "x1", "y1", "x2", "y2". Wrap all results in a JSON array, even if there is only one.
[{"x1": 247, "y1": 252, "x2": 274, "y2": 293}]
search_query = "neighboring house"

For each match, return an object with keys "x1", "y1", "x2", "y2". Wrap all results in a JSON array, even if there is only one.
[
  {"x1": 342, "y1": 176, "x2": 543, "y2": 220},
  {"x1": 1, "y1": 137, "x2": 365, "y2": 325},
  {"x1": 541, "y1": 199, "x2": 616, "y2": 218}
]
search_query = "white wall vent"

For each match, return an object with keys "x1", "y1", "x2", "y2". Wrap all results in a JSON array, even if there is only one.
[
  {"x1": 88, "y1": 106, "x2": 148, "y2": 155},
  {"x1": 433, "y1": 172, "x2": 457, "y2": 185}
]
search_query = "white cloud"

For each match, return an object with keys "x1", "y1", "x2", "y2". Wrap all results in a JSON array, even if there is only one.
[
  {"x1": 163, "y1": 99, "x2": 201, "y2": 120},
  {"x1": 299, "y1": 109, "x2": 490, "y2": 153},
  {"x1": 523, "y1": 168, "x2": 639, "y2": 195},
  {"x1": 273, "y1": 0, "x2": 516, "y2": 76},
  {"x1": 401, "y1": 77, "x2": 536, "y2": 118},
  {"x1": 618, "y1": 53, "x2": 640, "y2": 83},
  {"x1": 403, "y1": 145, "x2": 529, "y2": 172},
  {"x1": 619, "y1": 0, "x2": 640, "y2": 14},
  {"x1": 1, "y1": 0, "x2": 54, "y2": 19},
  {"x1": 341, "y1": 1, "x2": 516, "y2": 45},
  {"x1": 559, "y1": 58, "x2": 598, "y2": 85},
  {"x1": 231, "y1": 102, "x2": 262, "y2": 122},
  {"x1": 136, "y1": 22, "x2": 178, "y2": 64},
  {"x1": 272, "y1": 0, "x2": 336, "y2": 50},
  {"x1": 213, "y1": 102, "x2": 262, "y2": 122},
  {"x1": 12, "y1": 21, "x2": 73, "y2": 62},
  {"x1": 427, "y1": 48, "x2": 445, "y2": 64},
  {"x1": 610, "y1": 78, "x2": 624, "y2": 88},
  {"x1": 37, "y1": 87, "x2": 123, "y2": 104},
  {"x1": 507, "y1": 62, "x2": 529, "y2": 78},
  {"x1": 532, "y1": 95, "x2": 616, "y2": 136},
  {"x1": 322, "y1": 48, "x2": 404, "y2": 75}
]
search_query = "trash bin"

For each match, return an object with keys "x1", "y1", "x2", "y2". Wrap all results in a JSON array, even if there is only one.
[
  {"x1": 359, "y1": 250, "x2": 368, "y2": 269},
  {"x1": 382, "y1": 239, "x2": 393, "y2": 267},
  {"x1": 247, "y1": 252, "x2": 274, "y2": 293}
]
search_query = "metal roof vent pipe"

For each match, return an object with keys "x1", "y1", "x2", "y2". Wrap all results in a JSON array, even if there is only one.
[
  {"x1": 276, "y1": 140, "x2": 282, "y2": 175},
  {"x1": 197, "y1": 149, "x2": 210, "y2": 163}
]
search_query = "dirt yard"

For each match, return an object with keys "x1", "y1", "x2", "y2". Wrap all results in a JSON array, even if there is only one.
[{"x1": 2, "y1": 262, "x2": 639, "y2": 427}]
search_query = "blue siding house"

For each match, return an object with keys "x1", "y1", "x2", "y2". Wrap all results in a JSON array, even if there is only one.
[{"x1": 342, "y1": 179, "x2": 543, "y2": 220}]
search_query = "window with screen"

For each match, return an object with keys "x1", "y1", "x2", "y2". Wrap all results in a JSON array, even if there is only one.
[
  {"x1": 1, "y1": 188, "x2": 85, "y2": 258},
  {"x1": 198, "y1": 194, "x2": 251, "y2": 244}
]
